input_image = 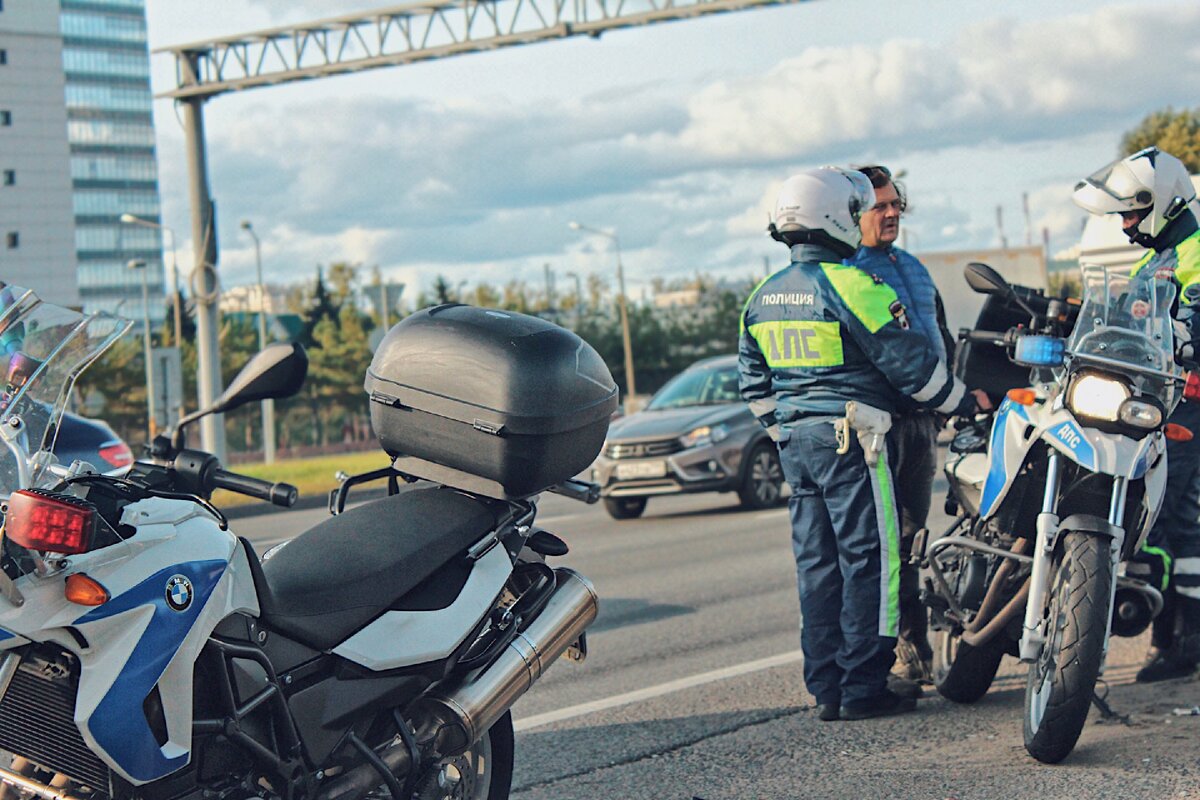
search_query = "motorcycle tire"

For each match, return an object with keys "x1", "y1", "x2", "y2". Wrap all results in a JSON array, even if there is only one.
[
  {"x1": 738, "y1": 442, "x2": 784, "y2": 509},
  {"x1": 933, "y1": 628, "x2": 1005, "y2": 704},
  {"x1": 604, "y1": 497, "x2": 647, "y2": 520},
  {"x1": 1023, "y1": 532, "x2": 1112, "y2": 764}
]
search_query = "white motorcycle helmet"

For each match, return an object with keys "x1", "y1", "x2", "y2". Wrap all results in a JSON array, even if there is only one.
[
  {"x1": 770, "y1": 167, "x2": 875, "y2": 258},
  {"x1": 1072, "y1": 147, "x2": 1197, "y2": 248}
]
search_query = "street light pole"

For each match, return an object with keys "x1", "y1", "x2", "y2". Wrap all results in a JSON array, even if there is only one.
[
  {"x1": 240, "y1": 220, "x2": 276, "y2": 464},
  {"x1": 120, "y1": 213, "x2": 185, "y2": 426},
  {"x1": 568, "y1": 221, "x2": 637, "y2": 403},
  {"x1": 566, "y1": 270, "x2": 583, "y2": 328},
  {"x1": 127, "y1": 260, "x2": 156, "y2": 441}
]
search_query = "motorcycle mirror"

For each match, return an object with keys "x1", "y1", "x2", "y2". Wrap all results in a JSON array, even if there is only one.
[
  {"x1": 210, "y1": 342, "x2": 308, "y2": 414},
  {"x1": 171, "y1": 343, "x2": 308, "y2": 449},
  {"x1": 965, "y1": 262, "x2": 1041, "y2": 321},
  {"x1": 964, "y1": 262, "x2": 1010, "y2": 296}
]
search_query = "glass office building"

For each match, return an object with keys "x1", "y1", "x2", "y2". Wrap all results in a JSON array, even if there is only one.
[{"x1": 60, "y1": 0, "x2": 165, "y2": 321}]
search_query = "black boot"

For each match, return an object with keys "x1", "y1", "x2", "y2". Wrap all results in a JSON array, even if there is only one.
[
  {"x1": 1136, "y1": 634, "x2": 1200, "y2": 682},
  {"x1": 1137, "y1": 597, "x2": 1200, "y2": 683}
]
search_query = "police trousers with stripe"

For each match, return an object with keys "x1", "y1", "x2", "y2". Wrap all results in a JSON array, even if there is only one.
[
  {"x1": 778, "y1": 417, "x2": 901, "y2": 707},
  {"x1": 1140, "y1": 401, "x2": 1200, "y2": 640}
]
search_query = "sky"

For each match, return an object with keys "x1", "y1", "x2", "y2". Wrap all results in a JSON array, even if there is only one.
[{"x1": 144, "y1": 0, "x2": 1200, "y2": 307}]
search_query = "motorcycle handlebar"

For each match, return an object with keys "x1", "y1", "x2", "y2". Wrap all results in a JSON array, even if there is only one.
[
  {"x1": 211, "y1": 469, "x2": 298, "y2": 508},
  {"x1": 964, "y1": 330, "x2": 1009, "y2": 346}
]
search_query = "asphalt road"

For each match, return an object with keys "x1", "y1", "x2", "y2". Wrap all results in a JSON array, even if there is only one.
[{"x1": 232, "y1": 486, "x2": 1200, "y2": 800}]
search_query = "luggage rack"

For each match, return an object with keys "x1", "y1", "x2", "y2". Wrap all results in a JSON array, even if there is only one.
[{"x1": 328, "y1": 457, "x2": 600, "y2": 515}]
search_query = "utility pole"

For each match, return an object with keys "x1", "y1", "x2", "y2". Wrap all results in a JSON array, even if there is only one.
[
  {"x1": 240, "y1": 220, "x2": 275, "y2": 464},
  {"x1": 995, "y1": 205, "x2": 1009, "y2": 250},
  {"x1": 1023, "y1": 192, "x2": 1032, "y2": 248},
  {"x1": 181, "y1": 83, "x2": 225, "y2": 460},
  {"x1": 568, "y1": 222, "x2": 636, "y2": 403},
  {"x1": 543, "y1": 263, "x2": 556, "y2": 319}
]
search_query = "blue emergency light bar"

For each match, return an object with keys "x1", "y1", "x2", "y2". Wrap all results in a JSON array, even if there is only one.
[{"x1": 1013, "y1": 335, "x2": 1066, "y2": 367}]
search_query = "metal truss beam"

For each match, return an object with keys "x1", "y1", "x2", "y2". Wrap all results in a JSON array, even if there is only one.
[{"x1": 156, "y1": 0, "x2": 806, "y2": 100}]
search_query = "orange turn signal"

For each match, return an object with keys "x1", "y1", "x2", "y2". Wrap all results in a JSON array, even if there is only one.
[
  {"x1": 1006, "y1": 388, "x2": 1037, "y2": 406},
  {"x1": 65, "y1": 573, "x2": 109, "y2": 606},
  {"x1": 1165, "y1": 423, "x2": 1194, "y2": 442}
]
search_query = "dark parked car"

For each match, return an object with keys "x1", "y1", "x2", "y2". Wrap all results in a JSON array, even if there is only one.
[
  {"x1": 591, "y1": 355, "x2": 784, "y2": 519},
  {"x1": 55, "y1": 411, "x2": 134, "y2": 475}
]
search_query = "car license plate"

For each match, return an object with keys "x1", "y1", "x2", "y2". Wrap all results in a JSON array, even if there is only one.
[{"x1": 616, "y1": 460, "x2": 667, "y2": 479}]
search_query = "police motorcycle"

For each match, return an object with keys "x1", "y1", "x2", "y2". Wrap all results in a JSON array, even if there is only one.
[
  {"x1": 0, "y1": 294, "x2": 614, "y2": 800},
  {"x1": 925, "y1": 262, "x2": 1190, "y2": 763}
]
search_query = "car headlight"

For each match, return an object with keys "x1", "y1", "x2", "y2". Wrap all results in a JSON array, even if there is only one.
[
  {"x1": 1066, "y1": 372, "x2": 1130, "y2": 423},
  {"x1": 680, "y1": 423, "x2": 729, "y2": 449}
]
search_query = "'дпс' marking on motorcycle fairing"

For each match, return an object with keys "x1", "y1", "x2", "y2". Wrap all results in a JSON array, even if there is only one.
[
  {"x1": 925, "y1": 261, "x2": 1191, "y2": 763},
  {"x1": 0, "y1": 294, "x2": 614, "y2": 800}
]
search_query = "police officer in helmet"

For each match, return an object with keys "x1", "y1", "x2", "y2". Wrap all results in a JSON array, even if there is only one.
[
  {"x1": 738, "y1": 167, "x2": 989, "y2": 720},
  {"x1": 1074, "y1": 146, "x2": 1200, "y2": 682}
]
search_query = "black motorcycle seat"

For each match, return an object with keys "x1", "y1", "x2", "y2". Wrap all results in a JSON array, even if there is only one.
[{"x1": 257, "y1": 483, "x2": 504, "y2": 651}]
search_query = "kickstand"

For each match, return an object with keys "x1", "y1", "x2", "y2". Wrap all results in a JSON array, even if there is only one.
[{"x1": 1091, "y1": 680, "x2": 1130, "y2": 724}]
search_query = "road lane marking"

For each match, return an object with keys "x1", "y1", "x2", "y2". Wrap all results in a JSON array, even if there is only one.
[
  {"x1": 514, "y1": 649, "x2": 803, "y2": 732},
  {"x1": 534, "y1": 513, "x2": 581, "y2": 527}
]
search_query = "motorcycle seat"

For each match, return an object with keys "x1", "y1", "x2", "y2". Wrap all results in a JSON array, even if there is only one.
[{"x1": 256, "y1": 482, "x2": 505, "y2": 651}]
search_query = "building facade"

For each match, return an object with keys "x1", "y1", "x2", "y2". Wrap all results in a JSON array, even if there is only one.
[
  {"x1": 0, "y1": 0, "x2": 165, "y2": 318},
  {"x1": 61, "y1": 0, "x2": 164, "y2": 321},
  {"x1": 0, "y1": 0, "x2": 78, "y2": 304}
]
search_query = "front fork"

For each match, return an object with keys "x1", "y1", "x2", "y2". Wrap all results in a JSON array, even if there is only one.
[{"x1": 1018, "y1": 453, "x2": 1127, "y2": 663}]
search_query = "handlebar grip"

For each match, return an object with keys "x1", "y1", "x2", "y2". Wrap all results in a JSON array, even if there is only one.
[
  {"x1": 212, "y1": 469, "x2": 298, "y2": 508},
  {"x1": 965, "y1": 330, "x2": 1007, "y2": 345}
]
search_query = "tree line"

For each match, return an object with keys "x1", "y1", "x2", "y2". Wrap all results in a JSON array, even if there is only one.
[{"x1": 78, "y1": 263, "x2": 757, "y2": 455}]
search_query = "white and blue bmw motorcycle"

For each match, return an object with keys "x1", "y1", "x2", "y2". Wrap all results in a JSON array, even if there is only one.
[
  {"x1": 0, "y1": 292, "x2": 611, "y2": 800},
  {"x1": 927, "y1": 262, "x2": 1189, "y2": 763}
]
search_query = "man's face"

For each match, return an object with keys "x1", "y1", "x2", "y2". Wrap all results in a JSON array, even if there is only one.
[
  {"x1": 1121, "y1": 207, "x2": 1150, "y2": 233},
  {"x1": 859, "y1": 181, "x2": 902, "y2": 247}
]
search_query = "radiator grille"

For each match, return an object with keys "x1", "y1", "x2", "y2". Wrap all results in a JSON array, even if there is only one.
[
  {"x1": 604, "y1": 439, "x2": 681, "y2": 459},
  {"x1": 0, "y1": 663, "x2": 111, "y2": 793}
]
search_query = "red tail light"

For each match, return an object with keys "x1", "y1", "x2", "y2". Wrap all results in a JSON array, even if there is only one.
[
  {"x1": 1185, "y1": 372, "x2": 1200, "y2": 402},
  {"x1": 4, "y1": 489, "x2": 96, "y2": 555},
  {"x1": 98, "y1": 441, "x2": 133, "y2": 469}
]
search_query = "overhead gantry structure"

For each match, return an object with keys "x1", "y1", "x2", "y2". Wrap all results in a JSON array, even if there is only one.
[{"x1": 154, "y1": 0, "x2": 809, "y2": 456}]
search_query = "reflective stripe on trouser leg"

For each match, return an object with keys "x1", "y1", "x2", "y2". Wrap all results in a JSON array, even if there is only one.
[
  {"x1": 867, "y1": 449, "x2": 902, "y2": 637},
  {"x1": 1175, "y1": 557, "x2": 1200, "y2": 600}
]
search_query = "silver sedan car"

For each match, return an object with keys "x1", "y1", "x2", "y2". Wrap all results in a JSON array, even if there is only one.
[{"x1": 592, "y1": 355, "x2": 784, "y2": 520}]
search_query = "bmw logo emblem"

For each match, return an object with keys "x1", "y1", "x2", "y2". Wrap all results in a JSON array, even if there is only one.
[{"x1": 165, "y1": 575, "x2": 193, "y2": 612}]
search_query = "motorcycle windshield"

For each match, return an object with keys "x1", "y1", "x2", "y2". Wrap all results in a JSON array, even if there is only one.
[
  {"x1": 0, "y1": 286, "x2": 131, "y2": 496},
  {"x1": 1065, "y1": 263, "x2": 1181, "y2": 408}
]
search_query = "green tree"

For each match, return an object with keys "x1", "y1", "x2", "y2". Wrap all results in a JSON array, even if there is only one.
[{"x1": 1121, "y1": 107, "x2": 1200, "y2": 172}]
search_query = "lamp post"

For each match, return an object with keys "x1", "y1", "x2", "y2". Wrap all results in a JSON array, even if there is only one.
[
  {"x1": 568, "y1": 221, "x2": 636, "y2": 403},
  {"x1": 566, "y1": 270, "x2": 583, "y2": 328},
  {"x1": 239, "y1": 220, "x2": 276, "y2": 464},
  {"x1": 120, "y1": 213, "x2": 184, "y2": 426},
  {"x1": 127, "y1": 259, "x2": 156, "y2": 440},
  {"x1": 119, "y1": 214, "x2": 182, "y2": 351}
]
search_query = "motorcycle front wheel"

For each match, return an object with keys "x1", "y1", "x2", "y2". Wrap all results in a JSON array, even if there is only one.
[{"x1": 1023, "y1": 532, "x2": 1112, "y2": 764}]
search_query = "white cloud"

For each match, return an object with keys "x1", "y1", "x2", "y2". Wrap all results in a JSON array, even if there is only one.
[
  {"x1": 659, "y1": 4, "x2": 1200, "y2": 162},
  {"x1": 151, "y1": 0, "x2": 1200, "y2": 300}
]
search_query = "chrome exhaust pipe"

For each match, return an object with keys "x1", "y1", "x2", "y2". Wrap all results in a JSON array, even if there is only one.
[
  {"x1": 411, "y1": 567, "x2": 598, "y2": 758},
  {"x1": 0, "y1": 764, "x2": 83, "y2": 800}
]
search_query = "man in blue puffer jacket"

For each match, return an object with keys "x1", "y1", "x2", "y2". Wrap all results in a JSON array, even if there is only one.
[{"x1": 851, "y1": 166, "x2": 957, "y2": 686}]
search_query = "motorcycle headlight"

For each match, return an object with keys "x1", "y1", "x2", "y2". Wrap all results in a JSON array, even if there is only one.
[
  {"x1": 1066, "y1": 373, "x2": 1130, "y2": 423},
  {"x1": 1118, "y1": 399, "x2": 1163, "y2": 430},
  {"x1": 680, "y1": 423, "x2": 729, "y2": 449}
]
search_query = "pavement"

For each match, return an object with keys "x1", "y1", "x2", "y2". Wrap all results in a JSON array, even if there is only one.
[{"x1": 230, "y1": 483, "x2": 1200, "y2": 799}]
